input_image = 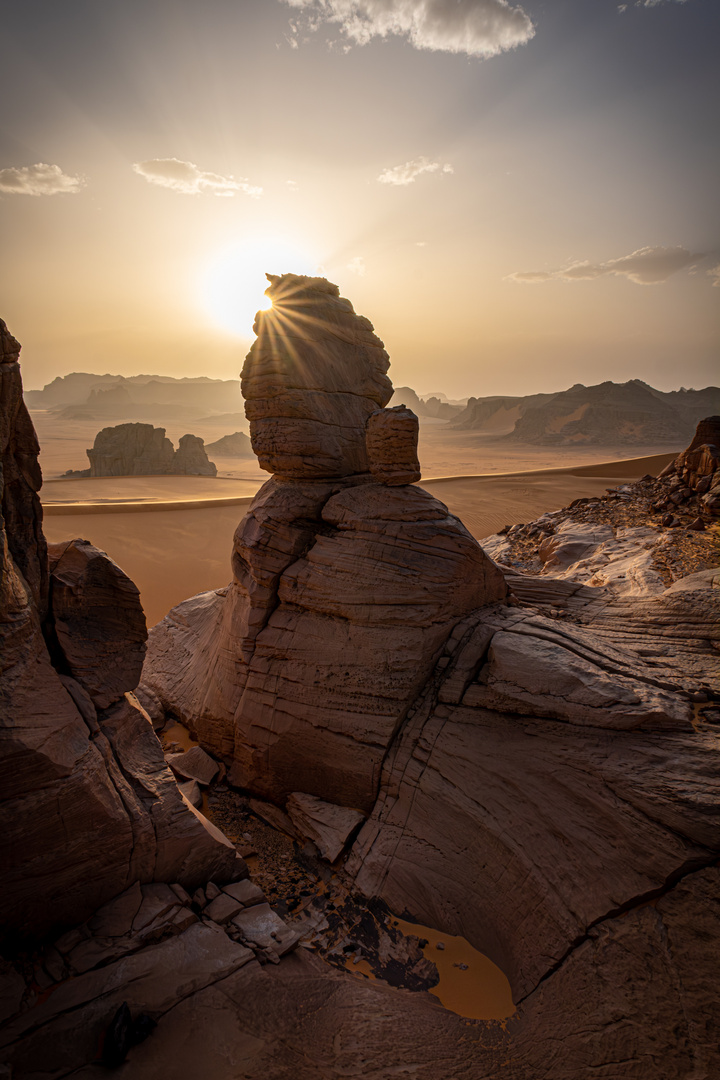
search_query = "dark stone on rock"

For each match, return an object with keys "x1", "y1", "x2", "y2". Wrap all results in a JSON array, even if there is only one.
[
  {"x1": 101, "y1": 1001, "x2": 133, "y2": 1067},
  {"x1": 47, "y1": 539, "x2": 147, "y2": 709},
  {"x1": 688, "y1": 516, "x2": 706, "y2": 531}
]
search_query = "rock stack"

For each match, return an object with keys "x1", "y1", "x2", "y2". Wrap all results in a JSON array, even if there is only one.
[
  {"x1": 83, "y1": 422, "x2": 217, "y2": 477},
  {"x1": 140, "y1": 280, "x2": 720, "y2": 1078},
  {"x1": 141, "y1": 275, "x2": 507, "y2": 811}
]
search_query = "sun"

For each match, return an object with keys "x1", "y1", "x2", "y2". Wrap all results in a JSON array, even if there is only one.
[{"x1": 200, "y1": 238, "x2": 319, "y2": 337}]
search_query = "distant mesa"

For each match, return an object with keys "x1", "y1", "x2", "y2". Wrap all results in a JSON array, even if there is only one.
[
  {"x1": 389, "y1": 385, "x2": 463, "y2": 420},
  {"x1": 205, "y1": 430, "x2": 253, "y2": 457},
  {"x1": 451, "y1": 379, "x2": 720, "y2": 445},
  {"x1": 64, "y1": 422, "x2": 217, "y2": 477},
  {"x1": 25, "y1": 372, "x2": 242, "y2": 423}
]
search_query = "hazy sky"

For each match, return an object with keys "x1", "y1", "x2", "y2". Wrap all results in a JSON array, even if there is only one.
[{"x1": 2, "y1": 0, "x2": 718, "y2": 396}]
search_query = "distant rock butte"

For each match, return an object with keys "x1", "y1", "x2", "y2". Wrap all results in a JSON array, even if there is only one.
[
  {"x1": 205, "y1": 430, "x2": 253, "y2": 457},
  {"x1": 79, "y1": 422, "x2": 217, "y2": 476},
  {"x1": 451, "y1": 379, "x2": 720, "y2": 445},
  {"x1": 140, "y1": 276, "x2": 720, "y2": 1077}
]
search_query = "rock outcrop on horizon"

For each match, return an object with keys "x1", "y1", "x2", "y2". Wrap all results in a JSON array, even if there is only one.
[
  {"x1": 139, "y1": 278, "x2": 720, "y2": 1078},
  {"x1": 451, "y1": 379, "x2": 720, "y2": 445},
  {"x1": 205, "y1": 430, "x2": 253, "y2": 457},
  {"x1": 0, "y1": 319, "x2": 242, "y2": 945},
  {"x1": 81, "y1": 422, "x2": 217, "y2": 477}
]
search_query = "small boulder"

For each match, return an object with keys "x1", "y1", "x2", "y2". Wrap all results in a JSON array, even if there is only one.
[
  {"x1": 286, "y1": 792, "x2": 365, "y2": 863},
  {"x1": 166, "y1": 745, "x2": 219, "y2": 787}
]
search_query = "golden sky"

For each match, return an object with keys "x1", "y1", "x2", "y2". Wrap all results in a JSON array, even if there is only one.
[{"x1": 2, "y1": 0, "x2": 718, "y2": 397}]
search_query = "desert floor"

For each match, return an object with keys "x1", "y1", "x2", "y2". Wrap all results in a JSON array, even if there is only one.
[{"x1": 40, "y1": 423, "x2": 677, "y2": 626}]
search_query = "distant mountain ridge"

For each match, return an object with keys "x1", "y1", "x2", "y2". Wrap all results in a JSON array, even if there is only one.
[
  {"x1": 451, "y1": 380, "x2": 720, "y2": 445},
  {"x1": 25, "y1": 372, "x2": 241, "y2": 421}
]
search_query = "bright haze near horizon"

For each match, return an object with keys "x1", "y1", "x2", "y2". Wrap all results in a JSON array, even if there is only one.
[{"x1": 2, "y1": 0, "x2": 718, "y2": 398}]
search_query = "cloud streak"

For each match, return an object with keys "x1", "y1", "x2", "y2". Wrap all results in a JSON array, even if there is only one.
[
  {"x1": 378, "y1": 156, "x2": 453, "y2": 185},
  {"x1": 507, "y1": 246, "x2": 709, "y2": 286},
  {"x1": 132, "y1": 158, "x2": 262, "y2": 198},
  {"x1": 0, "y1": 163, "x2": 84, "y2": 196},
  {"x1": 283, "y1": 0, "x2": 535, "y2": 59}
]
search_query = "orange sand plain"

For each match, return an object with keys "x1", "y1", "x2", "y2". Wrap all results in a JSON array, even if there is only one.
[{"x1": 42, "y1": 450, "x2": 676, "y2": 626}]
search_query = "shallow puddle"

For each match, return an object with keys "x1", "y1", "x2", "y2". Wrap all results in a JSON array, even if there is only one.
[{"x1": 393, "y1": 917, "x2": 515, "y2": 1021}]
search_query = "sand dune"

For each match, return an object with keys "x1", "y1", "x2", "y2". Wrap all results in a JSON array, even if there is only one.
[{"x1": 42, "y1": 452, "x2": 676, "y2": 626}]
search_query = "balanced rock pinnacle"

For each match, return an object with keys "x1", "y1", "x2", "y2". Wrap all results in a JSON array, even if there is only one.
[{"x1": 242, "y1": 274, "x2": 393, "y2": 479}]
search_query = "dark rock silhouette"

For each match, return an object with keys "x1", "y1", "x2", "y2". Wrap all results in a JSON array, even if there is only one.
[{"x1": 0, "y1": 319, "x2": 243, "y2": 945}]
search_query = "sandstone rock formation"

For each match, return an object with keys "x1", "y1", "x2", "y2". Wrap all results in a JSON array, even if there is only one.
[
  {"x1": 142, "y1": 277, "x2": 506, "y2": 811},
  {"x1": 366, "y1": 404, "x2": 421, "y2": 485},
  {"x1": 241, "y1": 274, "x2": 393, "y2": 478},
  {"x1": 139, "y1": 278, "x2": 720, "y2": 1078},
  {"x1": 172, "y1": 432, "x2": 217, "y2": 476},
  {"x1": 660, "y1": 415, "x2": 720, "y2": 516},
  {"x1": 84, "y1": 422, "x2": 216, "y2": 477},
  {"x1": 0, "y1": 321, "x2": 242, "y2": 945}
]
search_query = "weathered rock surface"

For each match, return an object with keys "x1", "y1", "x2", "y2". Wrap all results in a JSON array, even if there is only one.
[
  {"x1": 366, "y1": 404, "x2": 421, "y2": 485},
  {"x1": 135, "y1": 281, "x2": 720, "y2": 1078},
  {"x1": 85, "y1": 422, "x2": 217, "y2": 477},
  {"x1": 47, "y1": 539, "x2": 147, "y2": 709},
  {"x1": 0, "y1": 321, "x2": 243, "y2": 945},
  {"x1": 242, "y1": 274, "x2": 393, "y2": 478},
  {"x1": 143, "y1": 479, "x2": 506, "y2": 810},
  {"x1": 661, "y1": 415, "x2": 720, "y2": 516},
  {"x1": 172, "y1": 433, "x2": 217, "y2": 476},
  {"x1": 286, "y1": 792, "x2": 365, "y2": 862}
]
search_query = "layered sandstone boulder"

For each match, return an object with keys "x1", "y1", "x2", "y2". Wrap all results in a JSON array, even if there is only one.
[
  {"x1": 366, "y1": 404, "x2": 421, "y2": 485},
  {"x1": 242, "y1": 274, "x2": 393, "y2": 478},
  {"x1": 86, "y1": 422, "x2": 217, "y2": 477},
  {"x1": 0, "y1": 321, "x2": 243, "y2": 944}
]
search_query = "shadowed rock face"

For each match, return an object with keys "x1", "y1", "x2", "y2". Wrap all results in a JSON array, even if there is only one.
[
  {"x1": 0, "y1": 321, "x2": 243, "y2": 944},
  {"x1": 242, "y1": 274, "x2": 393, "y2": 479},
  {"x1": 140, "y1": 279, "x2": 720, "y2": 1078}
]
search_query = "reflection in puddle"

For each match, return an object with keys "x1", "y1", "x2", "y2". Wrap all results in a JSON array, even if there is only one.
[{"x1": 393, "y1": 917, "x2": 515, "y2": 1021}]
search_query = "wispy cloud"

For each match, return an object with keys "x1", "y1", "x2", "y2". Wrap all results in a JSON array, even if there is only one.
[
  {"x1": 378, "y1": 157, "x2": 453, "y2": 186},
  {"x1": 0, "y1": 163, "x2": 85, "y2": 196},
  {"x1": 132, "y1": 158, "x2": 262, "y2": 198},
  {"x1": 347, "y1": 256, "x2": 366, "y2": 275},
  {"x1": 282, "y1": 0, "x2": 535, "y2": 59},
  {"x1": 507, "y1": 245, "x2": 709, "y2": 286}
]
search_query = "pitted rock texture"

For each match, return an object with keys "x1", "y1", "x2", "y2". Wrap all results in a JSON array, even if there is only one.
[
  {"x1": 0, "y1": 321, "x2": 243, "y2": 944},
  {"x1": 366, "y1": 404, "x2": 421, "y2": 485},
  {"x1": 242, "y1": 274, "x2": 393, "y2": 478},
  {"x1": 86, "y1": 423, "x2": 217, "y2": 477}
]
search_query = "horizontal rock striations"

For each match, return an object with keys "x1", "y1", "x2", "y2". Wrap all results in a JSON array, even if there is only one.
[
  {"x1": 242, "y1": 274, "x2": 393, "y2": 478},
  {"x1": 142, "y1": 274, "x2": 507, "y2": 813},
  {"x1": 84, "y1": 422, "x2": 217, "y2": 477},
  {"x1": 0, "y1": 322, "x2": 243, "y2": 945},
  {"x1": 139, "y1": 280, "x2": 720, "y2": 1078}
]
